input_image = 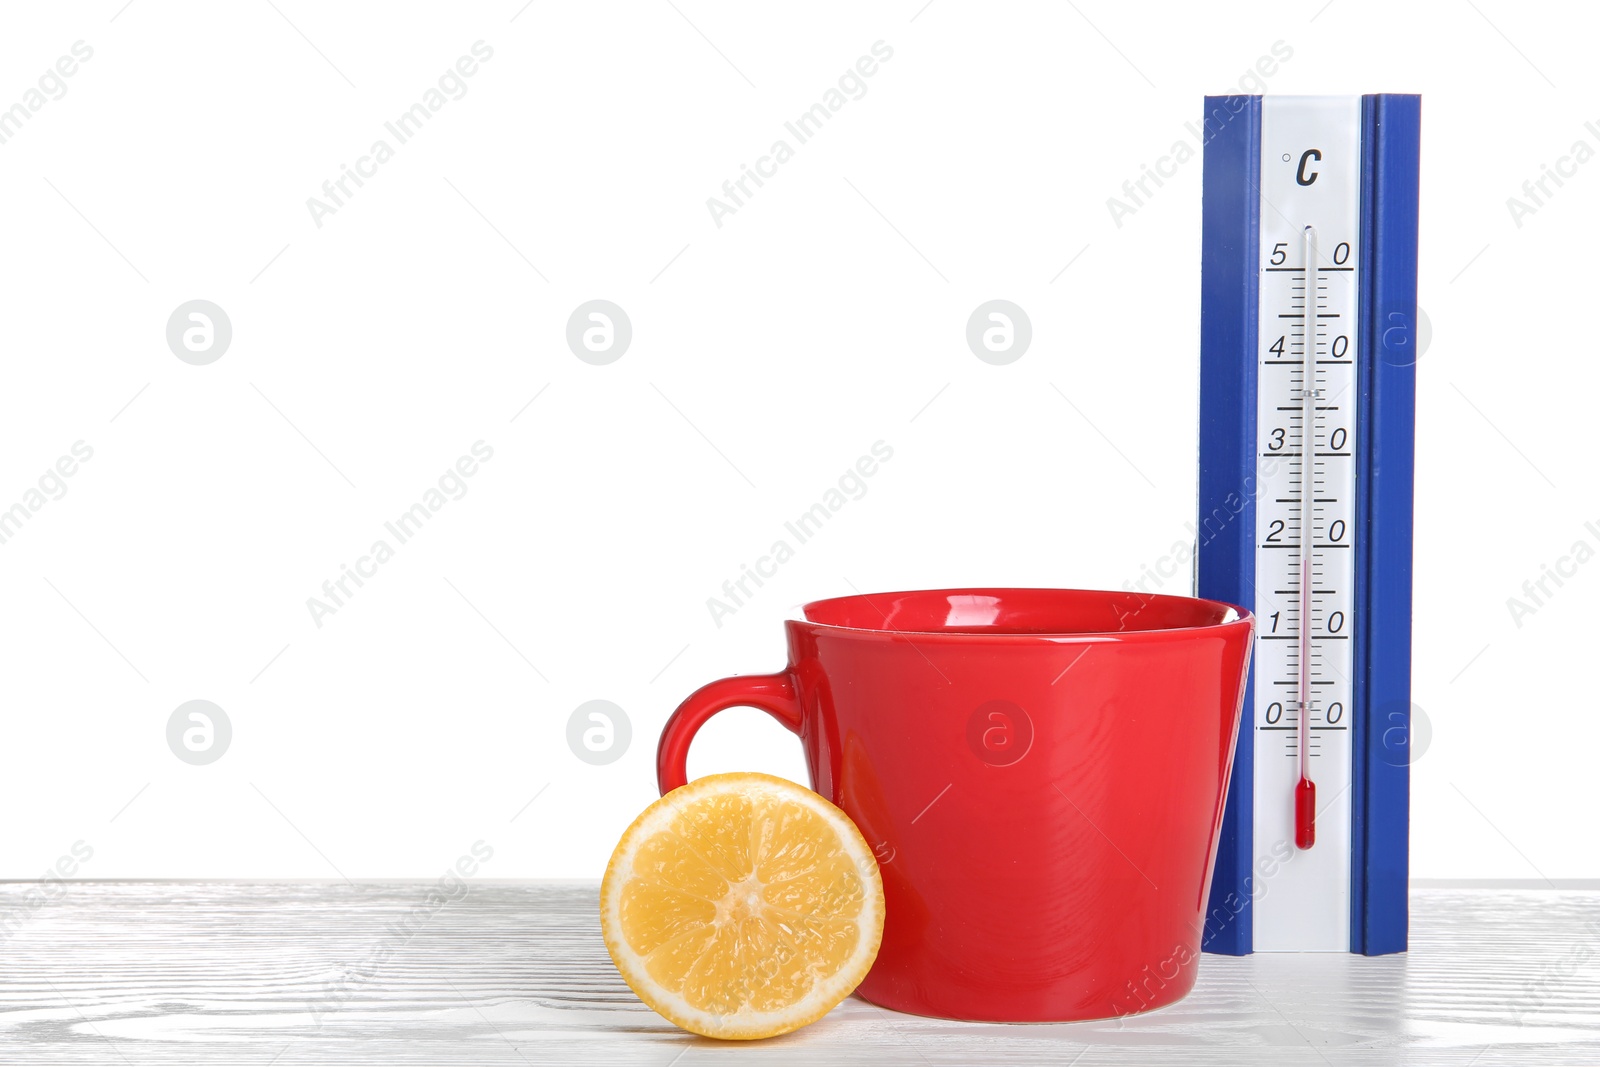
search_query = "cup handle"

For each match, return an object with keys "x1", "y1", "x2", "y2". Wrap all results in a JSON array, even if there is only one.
[{"x1": 656, "y1": 672, "x2": 804, "y2": 795}]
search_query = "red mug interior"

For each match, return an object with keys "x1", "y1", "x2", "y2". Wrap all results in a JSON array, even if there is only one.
[{"x1": 797, "y1": 587, "x2": 1245, "y2": 635}]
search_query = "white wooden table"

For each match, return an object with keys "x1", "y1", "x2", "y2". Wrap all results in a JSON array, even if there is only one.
[{"x1": 2, "y1": 883, "x2": 1597, "y2": 1065}]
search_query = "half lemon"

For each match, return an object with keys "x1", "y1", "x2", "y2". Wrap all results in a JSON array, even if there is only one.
[{"x1": 600, "y1": 771, "x2": 884, "y2": 1039}]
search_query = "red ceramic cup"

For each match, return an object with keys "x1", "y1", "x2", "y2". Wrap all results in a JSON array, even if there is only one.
[{"x1": 657, "y1": 587, "x2": 1253, "y2": 1023}]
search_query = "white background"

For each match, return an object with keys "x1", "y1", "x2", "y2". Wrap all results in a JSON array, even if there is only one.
[{"x1": 0, "y1": 0, "x2": 1591, "y2": 882}]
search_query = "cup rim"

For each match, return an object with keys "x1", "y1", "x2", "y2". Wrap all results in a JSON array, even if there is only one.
[{"x1": 787, "y1": 587, "x2": 1254, "y2": 642}]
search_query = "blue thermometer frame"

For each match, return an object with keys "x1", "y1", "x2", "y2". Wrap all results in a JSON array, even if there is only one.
[{"x1": 1197, "y1": 93, "x2": 1419, "y2": 956}]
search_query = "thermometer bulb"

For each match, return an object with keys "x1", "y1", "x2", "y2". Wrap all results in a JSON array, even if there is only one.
[{"x1": 1295, "y1": 777, "x2": 1316, "y2": 849}]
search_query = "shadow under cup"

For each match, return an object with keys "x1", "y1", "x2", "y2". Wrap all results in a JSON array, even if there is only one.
[{"x1": 657, "y1": 588, "x2": 1254, "y2": 1023}]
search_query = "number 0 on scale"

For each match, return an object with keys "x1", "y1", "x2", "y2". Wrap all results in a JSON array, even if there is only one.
[{"x1": 1197, "y1": 95, "x2": 1420, "y2": 955}]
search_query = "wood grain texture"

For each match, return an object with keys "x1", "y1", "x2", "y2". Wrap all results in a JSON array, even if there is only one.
[{"x1": 1, "y1": 883, "x2": 1598, "y2": 1065}]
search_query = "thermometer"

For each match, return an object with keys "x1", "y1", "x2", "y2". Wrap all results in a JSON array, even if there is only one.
[
  {"x1": 1197, "y1": 94, "x2": 1420, "y2": 955},
  {"x1": 1294, "y1": 221, "x2": 1319, "y2": 853}
]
